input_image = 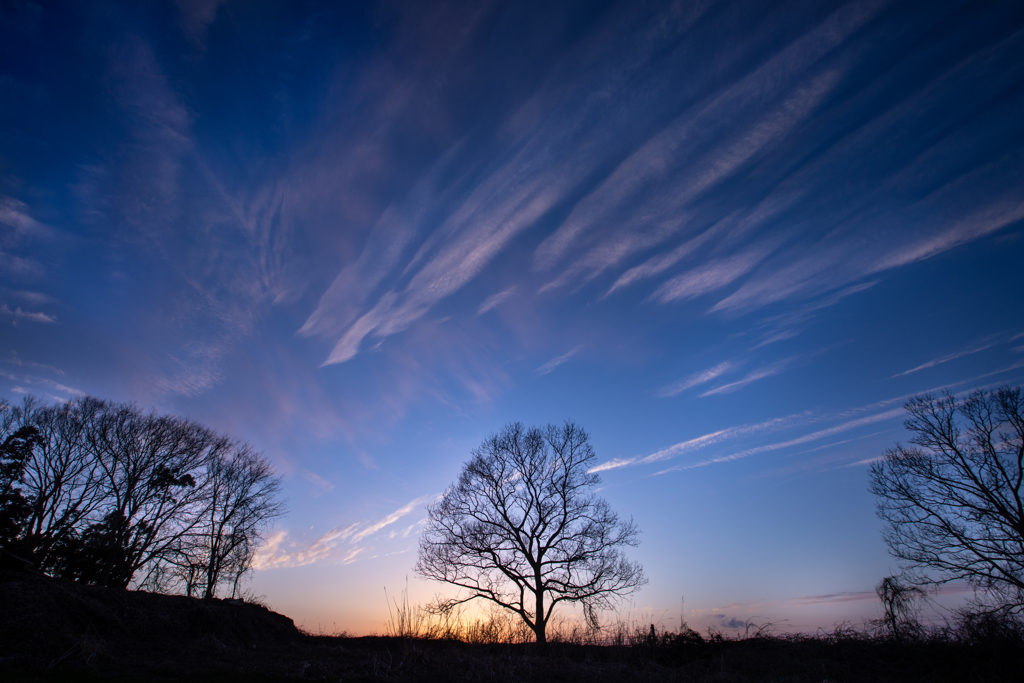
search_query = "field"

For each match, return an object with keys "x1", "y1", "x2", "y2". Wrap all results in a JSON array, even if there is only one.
[{"x1": 1, "y1": 570, "x2": 1022, "y2": 682}]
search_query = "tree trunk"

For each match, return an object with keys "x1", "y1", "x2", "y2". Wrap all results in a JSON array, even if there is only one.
[
  {"x1": 534, "y1": 587, "x2": 547, "y2": 651},
  {"x1": 204, "y1": 552, "x2": 221, "y2": 599}
]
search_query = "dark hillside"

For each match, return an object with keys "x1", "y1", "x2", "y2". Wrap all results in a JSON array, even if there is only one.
[
  {"x1": 0, "y1": 571, "x2": 300, "y2": 652},
  {"x1": 2, "y1": 569, "x2": 1024, "y2": 682},
  {"x1": 0, "y1": 569, "x2": 303, "y2": 680}
]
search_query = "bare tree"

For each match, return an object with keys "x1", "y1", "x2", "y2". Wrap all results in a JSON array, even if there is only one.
[
  {"x1": 187, "y1": 445, "x2": 284, "y2": 599},
  {"x1": 226, "y1": 530, "x2": 256, "y2": 599},
  {"x1": 416, "y1": 421, "x2": 646, "y2": 646},
  {"x1": 870, "y1": 387, "x2": 1024, "y2": 610},
  {"x1": 84, "y1": 404, "x2": 223, "y2": 588},
  {"x1": 16, "y1": 397, "x2": 107, "y2": 572}
]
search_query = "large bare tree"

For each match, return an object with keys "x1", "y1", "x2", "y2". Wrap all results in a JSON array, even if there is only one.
[
  {"x1": 870, "y1": 386, "x2": 1024, "y2": 610},
  {"x1": 416, "y1": 421, "x2": 646, "y2": 645}
]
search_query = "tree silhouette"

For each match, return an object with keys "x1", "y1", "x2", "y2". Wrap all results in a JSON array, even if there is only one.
[
  {"x1": 870, "y1": 386, "x2": 1024, "y2": 611},
  {"x1": 14, "y1": 397, "x2": 107, "y2": 573},
  {"x1": 173, "y1": 446, "x2": 283, "y2": 599},
  {"x1": 0, "y1": 424, "x2": 42, "y2": 563},
  {"x1": 53, "y1": 510, "x2": 138, "y2": 586},
  {"x1": 874, "y1": 576, "x2": 924, "y2": 640},
  {"x1": 416, "y1": 421, "x2": 646, "y2": 646},
  {"x1": 0, "y1": 395, "x2": 284, "y2": 595}
]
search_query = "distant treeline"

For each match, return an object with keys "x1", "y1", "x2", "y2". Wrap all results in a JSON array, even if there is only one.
[{"x1": 0, "y1": 395, "x2": 284, "y2": 598}]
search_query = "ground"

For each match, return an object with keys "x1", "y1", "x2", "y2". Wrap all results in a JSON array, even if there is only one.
[{"x1": 1, "y1": 571, "x2": 1021, "y2": 682}]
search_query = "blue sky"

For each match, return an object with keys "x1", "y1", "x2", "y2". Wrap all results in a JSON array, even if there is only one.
[{"x1": 2, "y1": 0, "x2": 1024, "y2": 634}]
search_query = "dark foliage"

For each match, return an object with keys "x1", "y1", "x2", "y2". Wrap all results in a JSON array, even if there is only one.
[
  {"x1": 44, "y1": 511, "x2": 141, "y2": 586},
  {"x1": 0, "y1": 426, "x2": 41, "y2": 558}
]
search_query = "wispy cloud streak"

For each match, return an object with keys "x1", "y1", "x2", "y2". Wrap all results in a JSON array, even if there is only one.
[
  {"x1": 594, "y1": 392, "x2": 922, "y2": 475},
  {"x1": 477, "y1": 286, "x2": 517, "y2": 315},
  {"x1": 658, "y1": 361, "x2": 738, "y2": 398},
  {"x1": 0, "y1": 304, "x2": 56, "y2": 324},
  {"x1": 537, "y1": 346, "x2": 583, "y2": 375},
  {"x1": 893, "y1": 339, "x2": 1000, "y2": 377},
  {"x1": 660, "y1": 408, "x2": 905, "y2": 473},
  {"x1": 0, "y1": 369, "x2": 82, "y2": 396},
  {"x1": 700, "y1": 359, "x2": 793, "y2": 396},
  {"x1": 589, "y1": 412, "x2": 810, "y2": 473},
  {"x1": 254, "y1": 494, "x2": 436, "y2": 570},
  {"x1": 651, "y1": 243, "x2": 779, "y2": 304},
  {"x1": 537, "y1": 1, "x2": 885, "y2": 289}
]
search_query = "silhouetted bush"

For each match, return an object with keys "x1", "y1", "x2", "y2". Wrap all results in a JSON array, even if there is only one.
[{"x1": 950, "y1": 603, "x2": 1024, "y2": 646}]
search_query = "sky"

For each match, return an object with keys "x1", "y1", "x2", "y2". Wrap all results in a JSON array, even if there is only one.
[{"x1": 2, "y1": 0, "x2": 1024, "y2": 635}]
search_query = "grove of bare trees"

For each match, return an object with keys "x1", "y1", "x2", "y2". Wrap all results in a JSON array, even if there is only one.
[
  {"x1": 0, "y1": 395, "x2": 284, "y2": 598},
  {"x1": 416, "y1": 421, "x2": 646, "y2": 646}
]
